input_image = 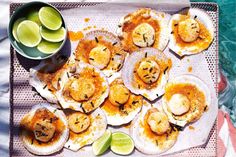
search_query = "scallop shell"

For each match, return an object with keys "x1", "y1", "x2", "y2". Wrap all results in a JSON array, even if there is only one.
[
  {"x1": 29, "y1": 55, "x2": 69, "y2": 103},
  {"x1": 168, "y1": 8, "x2": 215, "y2": 56},
  {"x1": 19, "y1": 103, "x2": 69, "y2": 155},
  {"x1": 122, "y1": 48, "x2": 171, "y2": 101},
  {"x1": 64, "y1": 108, "x2": 107, "y2": 151},
  {"x1": 162, "y1": 74, "x2": 211, "y2": 127},
  {"x1": 56, "y1": 62, "x2": 109, "y2": 113},
  {"x1": 74, "y1": 30, "x2": 126, "y2": 78},
  {"x1": 117, "y1": 8, "x2": 171, "y2": 52},
  {"x1": 130, "y1": 104, "x2": 178, "y2": 155}
]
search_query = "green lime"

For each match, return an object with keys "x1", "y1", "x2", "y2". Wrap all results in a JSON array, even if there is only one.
[
  {"x1": 40, "y1": 26, "x2": 66, "y2": 42},
  {"x1": 39, "y1": 6, "x2": 62, "y2": 30},
  {"x1": 17, "y1": 20, "x2": 41, "y2": 47},
  {"x1": 27, "y1": 9, "x2": 41, "y2": 25},
  {"x1": 92, "y1": 130, "x2": 112, "y2": 156},
  {"x1": 12, "y1": 18, "x2": 26, "y2": 42},
  {"x1": 37, "y1": 40, "x2": 62, "y2": 54},
  {"x1": 110, "y1": 132, "x2": 134, "y2": 155}
]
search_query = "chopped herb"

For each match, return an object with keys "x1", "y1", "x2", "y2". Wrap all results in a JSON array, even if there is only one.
[
  {"x1": 204, "y1": 106, "x2": 208, "y2": 111},
  {"x1": 156, "y1": 94, "x2": 159, "y2": 97},
  {"x1": 171, "y1": 31, "x2": 174, "y2": 34},
  {"x1": 149, "y1": 67, "x2": 153, "y2": 73},
  {"x1": 145, "y1": 52, "x2": 147, "y2": 58},
  {"x1": 174, "y1": 23, "x2": 178, "y2": 26},
  {"x1": 132, "y1": 101, "x2": 139, "y2": 105},
  {"x1": 164, "y1": 67, "x2": 169, "y2": 74},
  {"x1": 118, "y1": 25, "x2": 121, "y2": 27},
  {"x1": 66, "y1": 72, "x2": 70, "y2": 78},
  {"x1": 81, "y1": 106, "x2": 86, "y2": 113},
  {"x1": 111, "y1": 58, "x2": 114, "y2": 61},
  {"x1": 81, "y1": 124, "x2": 84, "y2": 129},
  {"x1": 31, "y1": 138, "x2": 34, "y2": 145},
  {"x1": 84, "y1": 94, "x2": 88, "y2": 99},
  {"x1": 143, "y1": 34, "x2": 146, "y2": 42},
  {"x1": 119, "y1": 105, "x2": 124, "y2": 111},
  {"x1": 89, "y1": 58, "x2": 94, "y2": 60},
  {"x1": 138, "y1": 84, "x2": 141, "y2": 89},
  {"x1": 48, "y1": 88, "x2": 53, "y2": 92},
  {"x1": 75, "y1": 58, "x2": 80, "y2": 62},
  {"x1": 112, "y1": 42, "x2": 118, "y2": 46},
  {"x1": 95, "y1": 37, "x2": 99, "y2": 43},
  {"x1": 68, "y1": 145, "x2": 70, "y2": 148},
  {"x1": 194, "y1": 15, "x2": 197, "y2": 19},
  {"x1": 117, "y1": 64, "x2": 122, "y2": 69},
  {"x1": 43, "y1": 85, "x2": 47, "y2": 89},
  {"x1": 143, "y1": 68, "x2": 148, "y2": 70},
  {"x1": 91, "y1": 102, "x2": 94, "y2": 107},
  {"x1": 143, "y1": 74, "x2": 149, "y2": 77},
  {"x1": 155, "y1": 140, "x2": 158, "y2": 146},
  {"x1": 116, "y1": 53, "x2": 121, "y2": 56},
  {"x1": 158, "y1": 120, "x2": 162, "y2": 124}
]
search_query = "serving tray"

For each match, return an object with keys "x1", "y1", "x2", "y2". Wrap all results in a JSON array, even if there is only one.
[{"x1": 9, "y1": 2, "x2": 218, "y2": 157}]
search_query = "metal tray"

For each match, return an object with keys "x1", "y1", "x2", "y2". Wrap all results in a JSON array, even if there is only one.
[{"x1": 9, "y1": 2, "x2": 218, "y2": 157}]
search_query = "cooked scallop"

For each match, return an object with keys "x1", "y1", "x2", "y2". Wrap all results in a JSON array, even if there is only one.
[
  {"x1": 29, "y1": 54, "x2": 69, "y2": 103},
  {"x1": 74, "y1": 30, "x2": 126, "y2": 77},
  {"x1": 122, "y1": 47, "x2": 172, "y2": 101},
  {"x1": 64, "y1": 108, "x2": 107, "y2": 151},
  {"x1": 168, "y1": 8, "x2": 214, "y2": 56},
  {"x1": 117, "y1": 8, "x2": 171, "y2": 52},
  {"x1": 101, "y1": 76, "x2": 143, "y2": 126},
  {"x1": 68, "y1": 112, "x2": 90, "y2": 133},
  {"x1": 19, "y1": 103, "x2": 69, "y2": 155},
  {"x1": 56, "y1": 62, "x2": 109, "y2": 113},
  {"x1": 162, "y1": 74, "x2": 211, "y2": 127},
  {"x1": 130, "y1": 105, "x2": 179, "y2": 154}
]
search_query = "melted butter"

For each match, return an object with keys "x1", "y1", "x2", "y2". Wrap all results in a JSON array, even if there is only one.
[
  {"x1": 188, "y1": 66, "x2": 193, "y2": 72},
  {"x1": 84, "y1": 18, "x2": 90, "y2": 22},
  {"x1": 68, "y1": 31, "x2": 84, "y2": 41}
]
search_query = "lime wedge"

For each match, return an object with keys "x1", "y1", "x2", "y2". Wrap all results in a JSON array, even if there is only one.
[
  {"x1": 37, "y1": 40, "x2": 62, "y2": 54},
  {"x1": 40, "y1": 26, "x2": 66, "y2": 42},
  {"x1": 92, "y1": 130, "x2": 112, "y2": 156},
  {"x1": 39, "y1": 6, "x2": 62, "y2": 30},
  {"x1": 27, "y1": 9, "x2": 41, "y2": 25},
  {"x1": 12, "y1": 18, "x2": 25, "y2": 42},
  {"x1": 110, "y1": 132, "x2": 134, "y2": 155},
  {"x1": 17, "y1": 20, "x2": 41, "y2": 47}
]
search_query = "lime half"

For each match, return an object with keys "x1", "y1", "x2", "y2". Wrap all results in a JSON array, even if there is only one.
[
  {"x1": 110, "y1": 132, "x2": 134, "y2": 155},
  {"x1": 27, "y1": 9, "x2": 41, "y2": 25},
  {"x1": 17, "y1": 20, "x2": 41, "y2": 47},
  {"x1": 37, "y1": 40, "x2": 62, "y2": 54},
  {"x1": 39, "y1": 6, "x2": 62, "y2": 30},
  {"x1": 12, "y1": 18, "x2": 25, "y2": 42},
  {"x1": 40, "y1": 26, "x2": 66, "y2": 42},
  {"x1": 92, "y1": 130, "x2": 112, "y2": 156}
]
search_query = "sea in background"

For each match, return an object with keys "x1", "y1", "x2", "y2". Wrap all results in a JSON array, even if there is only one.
[{"x1": 192, "y1": 0, "x2": 236, "y2": 126}]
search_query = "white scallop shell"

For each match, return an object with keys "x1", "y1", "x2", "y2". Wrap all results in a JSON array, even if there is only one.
[
  {"x1": 64, "y1": 108, "x2": 107, "y2": 151},
  {"x1": 168, "y1": 8, "x2": 215, "y2": 56},
  {"x1": 117, "y1": 9, "x2": 171, "y2": 51},
  {"x1": 56, "y1": 62, "x2": 109, "y2": 112},
  {"x1": 122, "y1": 48, "x2": 170, "y2": 101},
  {"x1": 162, "y1": 74, "x2": 211, "y2": 127},
  {"x1": 20, "y1": 103, "x2": 69, "y2": 155},
  {"x1": 101, "y1": 73, "x2": 143, "y2": 126},
  {"x1": 130, "y1": 104, "x2": 178, "y2": 155}
]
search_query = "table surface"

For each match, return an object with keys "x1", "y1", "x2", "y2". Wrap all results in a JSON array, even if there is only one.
[{"x1": 0, "y1": 0, "x2": 235, "y2": 157}]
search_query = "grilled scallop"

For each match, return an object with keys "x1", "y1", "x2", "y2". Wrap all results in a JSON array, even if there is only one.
[
  {"x1": 19, "y1": 103, "x2": 69, "y2": 155},
  {"x1": 122, "y1": 48, "x2": 172, "y2": 101},
  {"x1": 130, "y1": 105, "x2": 179, "y2": 154},
  {"x1": 168, "y1": 8, "x2": 214, "y2": 56},
  {"x1": 162, "y1": 74, "x2": 211, "y2": 127},
  {"x1": 64, "y1": 108, "x2": 107, "y2": 151},
  {"x1": 101, "y1": 76, "x2": 143, "y2": 126},
  {"x1": 117, "y1": 8, "x2": 171, "y2": 52},
  {"x1": 56, "y1": 62, "x2": 109, "y2": 113},
  {"x1": 74, "y1": 30, "x2": 126, "y2": 77}
]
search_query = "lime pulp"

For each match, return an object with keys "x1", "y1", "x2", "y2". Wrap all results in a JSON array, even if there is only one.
[
  {"x1": 37, "y1": 40, "x2": 62, "y2": 54},
  {"x1": 12, "y1": 18, "x2": 26, "y2": 42},
  {"x1": 40, "y1": 26, "x2": 66, "y2": 42}
]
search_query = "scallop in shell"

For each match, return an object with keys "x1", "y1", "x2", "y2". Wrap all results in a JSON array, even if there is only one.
[
  {"x1": 122, "y1": 47, "x2": 172, "y2": 101},
  {"x1": 162, "y1": 74, "x2": 211, "y2": 127},
  {"x1": 19, "y1": 103, "x2": 69, "y2": 155},
  {"x1": 168, "y1": 8, "x2": 215, "y2": 56}
]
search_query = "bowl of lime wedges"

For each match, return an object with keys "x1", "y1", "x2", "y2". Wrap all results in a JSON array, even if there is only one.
[{"x1": 8, "y1": 1, "x2": 67, "y2": 60}]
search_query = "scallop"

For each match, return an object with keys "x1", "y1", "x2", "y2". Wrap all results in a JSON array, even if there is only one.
[
  {"x1": 122, "y1": 47, "x2": 172, "y2": 101},
  {"x1": 29, "y1": 54, "x2": 69, "y2": 103},
  {"x1": 101, "y1": 75, "x2": 143, "y2": 126},
  {"x1": 19, "y1": 103, "x2": 69, "y2": 155},
  {"x1": 162, "y1": 74, "x2": 211, "y2": 127},
  {"x1": 130, "y1": 105, "x2": 179, "y2": 155},
  {"x1": 64, "y1": 108, "x2": 107, "y2": 151},
  {"x1": 117, "y1": 8, "x2": 171, "y2": 53},
  {"x1": 74, "y1": 30, "x2": 126, "y2": 77},
  {"x1": 56, "y1": 62, "x2": 109, "y2": 113},
  {"x1": 168, "y1": 8, "x2": 214, "y2": 56}
]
